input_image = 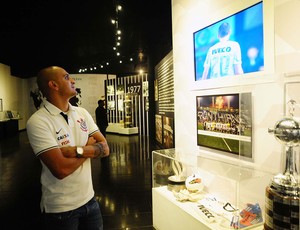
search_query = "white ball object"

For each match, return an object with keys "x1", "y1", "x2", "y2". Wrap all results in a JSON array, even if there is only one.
[{"x1": 185, "y1": 174, "x2": 204, "y2": 193}]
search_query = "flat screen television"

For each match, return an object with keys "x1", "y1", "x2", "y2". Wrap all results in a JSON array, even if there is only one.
[
  {"x1": 193, "y1": 1, "x2": 264, "y2": 82},
  {"x1": 196, "y1": 93, "x2": 252, "y2": 159}
]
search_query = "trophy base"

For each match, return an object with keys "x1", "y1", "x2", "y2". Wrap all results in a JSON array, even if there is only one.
[{"x1": 264, "y1": 186, "x2": 299, "y2": 230}]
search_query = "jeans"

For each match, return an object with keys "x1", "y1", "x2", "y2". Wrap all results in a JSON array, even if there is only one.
[{"x1": 43, "y1": 197, "x2": 103, "y2": 230}]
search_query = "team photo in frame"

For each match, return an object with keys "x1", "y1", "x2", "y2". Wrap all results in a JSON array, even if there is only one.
[{"x1": 196, "y1": 92, "x2": 252, "y2": 159}]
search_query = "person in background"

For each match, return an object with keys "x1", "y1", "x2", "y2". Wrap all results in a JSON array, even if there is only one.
[
  {"x1": 95, "y1": 99, "x2": 108, "y2": 137},
  {"x1": 26, "y1": 66, "x2": 109, "y2": 230},
  {"x1": 202, "y1": 22, "x2": 244, "y2": 79}
]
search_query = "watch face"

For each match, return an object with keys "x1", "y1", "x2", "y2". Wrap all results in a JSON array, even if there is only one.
[{"x1": 77, "y1": 147, "x2": 83, "y2": 156}]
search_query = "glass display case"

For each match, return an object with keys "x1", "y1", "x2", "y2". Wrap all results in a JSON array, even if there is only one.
[{"x1": 152, "y1": 149, "x2": 275, "y2": 230}]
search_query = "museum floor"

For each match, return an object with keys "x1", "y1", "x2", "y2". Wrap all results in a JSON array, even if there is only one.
[{"x1": 0, "y1": 131, "x2": 155, "y2": 230}]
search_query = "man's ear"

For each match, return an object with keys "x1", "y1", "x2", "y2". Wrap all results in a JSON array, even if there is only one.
[{"x1": 48, "y1": 80, "x2": 59, "y2": 90}]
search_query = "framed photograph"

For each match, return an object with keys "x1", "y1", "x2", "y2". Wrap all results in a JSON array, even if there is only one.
[
  {"x1": 196, "y1": 92, "x2": 252, "y2": 159},
  {"x1": 163, "y1": 116, "x2": 174, "y2": 148},
  {"x1": 155, "y1": 114, "x2": 163, "y2": 144},
  {"x1": 6, "y1": 110, "x2": 13, "y2": 119},
  {"x1": 107, "y1": 85, "x2": 115, "y2": 96},
  {"x1": 0, "y1": 98, "x2": 2, "y2": 112}
]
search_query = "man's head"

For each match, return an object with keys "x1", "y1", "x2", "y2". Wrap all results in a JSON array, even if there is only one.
[
  {"x1": 98, "y1": 100, "x2": 105, "y2": 107},
  {"x1": 37, "y1": 66, "x2": 76, "y2": 100},
  {"x1": 218, "y1": 22, "x2": 231, "y2": 39}
]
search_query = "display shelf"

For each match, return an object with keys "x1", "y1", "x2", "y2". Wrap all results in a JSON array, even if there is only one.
[{"x1": 152, "y1": 149, "x2": 273, "y2": 230}]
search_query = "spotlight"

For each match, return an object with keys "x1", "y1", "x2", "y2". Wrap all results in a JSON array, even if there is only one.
[{"x1": 117, "y1": 5, "x2": 122, "y2": 11}]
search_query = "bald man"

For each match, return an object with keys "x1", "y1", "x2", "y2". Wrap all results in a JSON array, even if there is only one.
[{"x1": 26, "y1": 66, "x2": 109, "y2": 230}]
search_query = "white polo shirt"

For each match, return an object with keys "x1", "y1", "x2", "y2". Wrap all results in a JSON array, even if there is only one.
[{"x1": 26, "y1": 100, "x2": 99, "y2": 213}]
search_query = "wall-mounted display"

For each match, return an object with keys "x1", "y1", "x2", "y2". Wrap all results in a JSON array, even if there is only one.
[
  {"x1": 192, "y1": 0, "x2": 275, "y2": 90},
  {"x1": 194, "y1": 1, "x2": 263, "y2": 81},
  {"x1": 196, "y1": 93, "x2": 252, "y2": 159},
  {"x1": 155, "y1": 51, "x2": 175, "y2": 148}
]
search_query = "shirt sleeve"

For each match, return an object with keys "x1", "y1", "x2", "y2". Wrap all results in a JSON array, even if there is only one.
[{"x1": 26, "y1": 113, "x2": 59, "y2": 157}]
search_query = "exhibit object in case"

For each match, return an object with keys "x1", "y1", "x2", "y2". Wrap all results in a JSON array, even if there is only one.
[
  {"x1": 152, "y1": 149, "x2": 273, "y2": 230},
  {"x1": 265, "y1": 100, "x2": 300, "y2": 230},
  {"x1": 124, "y1": 94, "x2": 133, "y2": 128}
]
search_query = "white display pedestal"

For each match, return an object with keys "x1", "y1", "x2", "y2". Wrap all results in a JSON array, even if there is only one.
[
  {"x1": 106, "y1": 123, "x2": 138, "y2": 135},
  {"x1": 118, "y1": 127, "x2": 139, "y2": 135},
  {"x1": 153, "y1": 187, "x2": 211, "y2": 230},
  {"x1": 153, "y1": 186, "x2": 263, "y2": 230}
]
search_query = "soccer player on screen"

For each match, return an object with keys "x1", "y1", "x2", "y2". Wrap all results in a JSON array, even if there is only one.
[{"x1": 202, "y1": 22, "x2": 243, "y2": 80}]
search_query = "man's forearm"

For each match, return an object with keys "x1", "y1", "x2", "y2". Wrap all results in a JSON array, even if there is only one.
[{"x1": 61, "y1": 141, "x2": 109, "y2": 159}]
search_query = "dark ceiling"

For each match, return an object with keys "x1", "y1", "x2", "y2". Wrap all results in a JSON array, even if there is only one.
[{"x1": 0, "y1": 0, "x2": 172, "y2": 78}]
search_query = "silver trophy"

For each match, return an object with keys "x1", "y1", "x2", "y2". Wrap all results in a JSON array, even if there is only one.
[{"x1": 265, "y1": 100, "x2": 299, "y2": 230}]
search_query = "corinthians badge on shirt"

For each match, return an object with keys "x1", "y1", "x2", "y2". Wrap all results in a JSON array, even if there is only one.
[{"x1": 77, "y1": 118, "x2": 88, "y2": 132}]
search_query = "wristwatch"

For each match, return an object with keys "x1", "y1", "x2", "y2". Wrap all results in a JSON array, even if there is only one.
[{"x1": 76, "y1": 146, "x2": 84, "y2": 158}]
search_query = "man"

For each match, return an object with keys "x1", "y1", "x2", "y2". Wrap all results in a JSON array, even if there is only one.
[
  {"x1": 202, "y1": 22, "x2": 243, "y2": 80},
  {"x1": 26, "y1": 66, "x2": 109, "y2": 230},
  {"x1": 95, "y1": 100, "x2": 108, "y2": 137}
]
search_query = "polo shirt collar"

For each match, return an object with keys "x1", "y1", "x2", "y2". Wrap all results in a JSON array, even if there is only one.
[{"x1": 42, "y1": 100, "x2": 75, "y2": 116}]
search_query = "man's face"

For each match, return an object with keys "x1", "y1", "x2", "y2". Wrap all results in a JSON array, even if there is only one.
[{"x1": 55, "y1": 68, "x2": 77, "y2": 98}]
